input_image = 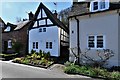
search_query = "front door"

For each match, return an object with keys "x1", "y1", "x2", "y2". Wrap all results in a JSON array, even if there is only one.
[{"x1": 4, "y1": 41, "x2": 8, "y2": 52}]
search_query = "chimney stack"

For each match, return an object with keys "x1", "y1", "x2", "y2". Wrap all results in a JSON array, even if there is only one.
[
  {"x1": 73, "y1": 0, "x2": 78, "y2": 4},
  {"x1": 28, "y1": 12, "x2": 34, "y2": 20},
  {"x1": 53, "y1": 10, "x2": 58, "y2": 18}
]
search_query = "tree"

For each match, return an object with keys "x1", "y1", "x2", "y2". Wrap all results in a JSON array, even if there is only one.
[
  {"x1": 12, "y1": 42, "x2": 23, "y2": 53},
  {"x1": 69, "y1": 48, "x2": 115, "y2": 67}
]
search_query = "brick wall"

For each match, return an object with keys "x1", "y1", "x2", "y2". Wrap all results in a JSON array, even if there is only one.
[{"x1": 2, "y1": 22, "x2": 31, "y2": 56}]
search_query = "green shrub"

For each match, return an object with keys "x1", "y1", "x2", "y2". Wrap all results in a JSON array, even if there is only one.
[
  {"x1": 13, "y1": 58, "x2": 22, "y2": 63},
  {"x1": 64, "y1": 66, "x2": 78, "y2": 74},
  {"x1": 64, "y1": 63, "x2": 120, "y2": 79},
  {"x1": 110, "y1": 72, "x2": 120, "y2": 79},
  {"x1": 31, "y1": 49, "x2": 36, "y2": 54},
  {"x1": 22, "y1": 58, "x2": 30, "y2": 64},
  {"x1": 26, "y1": 55, "x2": 31, "y2": 59},
  {"x1": 44, "y1": 52, "x2": 50, "y2": 60},
  {"x1": 64, "y1": 61, "x2": 72, "y2": 67},
  {"x1": 31, "y1": 52, "x2": 38, "y2": 60},
  {"x1": 12, "y1": 42, "x2": 23, "y2": 53}
]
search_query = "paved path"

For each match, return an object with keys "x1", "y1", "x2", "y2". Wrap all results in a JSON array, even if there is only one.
[{"x1": 0, "y1": 61, "x2": 93, "y2": 79}]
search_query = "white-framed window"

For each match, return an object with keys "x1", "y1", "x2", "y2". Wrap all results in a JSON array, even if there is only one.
[
  {"x1": 100, "y1": 0, "x2": 106, "y2": 9},
  {"x1": 39, "y1": 28, "x2": 42, "y2": 32},
  {"x1": 39, "y1": 28, "x2": 47, "y2": 32},
  {"x1": 33, "y1": 42, "x2": 38, "y2": 49},
  {"x1": 43, "y1": 28, "x2": 46, "y2": 32},
  {"x1": 33, "y1": 42, "x2": 35, "y2": 49},
  {"x1": 93, "y1": 1, "x2": 99, "y2": 11},
  {"x1": 46, "y1": 42, "x2": 52, "y2": 49},
  {"x1": 8, "y1": 40, "x2": 12, "y2": 48},
  {"x1": 87, "y1": 35, "x2": 105, "y2": 49},
  {"x1": 90, "y1": 0, "x2": 110, "y2": 12}
]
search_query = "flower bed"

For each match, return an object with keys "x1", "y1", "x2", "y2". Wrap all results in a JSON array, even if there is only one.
[
  {"x1": 12, "y1": 50, "x2": 54, "y2": 68},
  {"x1": 0, "y1": 53, "x2": 18, "y2": 61},
  {"x1": 64, "y1": 62, "x2": 120, "y2": 79}
]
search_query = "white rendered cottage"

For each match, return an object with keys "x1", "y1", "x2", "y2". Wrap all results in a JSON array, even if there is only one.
[
  {"x1": 29, "y1": 3, "x2": 69, "y2": 57},
  {"x1": 69, "y1": 0, "x2": 120, "y2": 67}
]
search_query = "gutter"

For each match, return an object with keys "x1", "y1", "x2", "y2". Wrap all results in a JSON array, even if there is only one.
[{"x1": 75, "y1": 17, "x2": 80, "y2": 64}]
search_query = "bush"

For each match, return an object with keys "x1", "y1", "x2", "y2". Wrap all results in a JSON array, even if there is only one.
[
  {"x1": 31, "y1": 49, "x2": 36, "y2": 54},
  {"x1": 44, "y1": 52, "x2": 50, "y2": 60},
  {"x1": 12, "y1": 42, "x2": 23, "y2": 53},
  {"x1": 64, "y1": 62, "x2": 120, "y2": 79},
  {"x1": 110, "y1": 72, "x2": 120, "y2": 79},
  {"x1": 13, "y1": 58, "x2": 22, "y2": 63},
  {"x1": 64, "y1": 61, "x2": 72, "y2": 67},
  {"x1": 64, "y1": 65, "x2": 80, "y2": 74}
]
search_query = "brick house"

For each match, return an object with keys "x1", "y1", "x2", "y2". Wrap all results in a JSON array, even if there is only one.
[
  {"x1": 0, "y1": 17, "x2": 6, "y2": 53},
  {"x1": 2, "y1": 15, "x2": 33, "y2": 56}
]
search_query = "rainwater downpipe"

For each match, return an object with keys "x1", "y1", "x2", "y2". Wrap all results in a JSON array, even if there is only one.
[{"x1": 75, "y1": 17, "x2": 80, "y2": 64}]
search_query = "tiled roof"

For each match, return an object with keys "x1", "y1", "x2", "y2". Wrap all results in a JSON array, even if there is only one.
[
  {"x1": 29, "y1": 3, "x2": 69, "y2": 33},
  {"x1": 69, "y1": 2, "x2": 120, "y2": 18},
  {"x1": 14, "y1": 20, "x2": 30, "y2": 30}
]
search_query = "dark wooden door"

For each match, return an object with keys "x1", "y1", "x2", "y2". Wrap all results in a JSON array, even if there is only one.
[{"x1": 4, "y1": 41, "x2": 7, "y2": 52}]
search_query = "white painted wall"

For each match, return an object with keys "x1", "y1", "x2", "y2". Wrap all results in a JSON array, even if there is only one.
[
  {"x1": 29, "y1": 26, "x2": 60, "y2": 57},
  {"x1": 69, "y1": 19, "x2": 78, "y2": 62},
  {"x1": 69, "y1": 13, "x2": 119, "y2": 67}
]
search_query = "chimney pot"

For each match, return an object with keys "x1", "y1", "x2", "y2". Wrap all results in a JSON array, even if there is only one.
[{"x1": 28, "y1": 12, "x2": 34, "y2": 20}]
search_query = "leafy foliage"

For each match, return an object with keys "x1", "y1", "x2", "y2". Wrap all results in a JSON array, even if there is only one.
[
  {"x1": 12, "y1": 42, "x2": 23, "y2": 53},
  {"x1": 13, "y1": 50, "x2": 53, "y2": 67},
  {"x1": 64, "y1": 62, "x2": 120, "y2": 79}
]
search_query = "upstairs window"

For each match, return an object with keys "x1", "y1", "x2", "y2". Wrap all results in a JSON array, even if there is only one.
[
  {"x1": 90, "y1": 0, "x2": 109, "y2": 12},
  {"x1": 39, "y1": 28, "x2": 42, "y2": 32},
  {"x1": 43, "y1": 28, "x2": 46, "y2": 32},
  {"x1": 39, "y1": 28, "x2": 47, "y2": 32}
]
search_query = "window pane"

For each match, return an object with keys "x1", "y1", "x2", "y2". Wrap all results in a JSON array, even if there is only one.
[
  {"x1": 49, "y1": 42, "x2": 52, "y2": 49},
  {"x1": 39, "y1": 28, "x2": 42, "y2": 32},
  {"x1": 100, "y1": 2, "x2": 105, "y2": 9},
  {"x1": 8, "y1": 40, "x2": 12, "y2": 48},
  {"x1": 46, "y1": 42, "x2": 48, "y2": 48},
  {"x1": 33, "y1": 42, "x2": 35, "y2": 49},
  {"x1": 93, "y1": 2, "x2": 98, "y2": 10},
  {"x1": 43, "y1": 28, "x2": 46, "y2": 32},
  {"x1": 97, "y1": 36, "x2": 103, "y2": 48},
  {"x1": 88, "y1": 36, "x2": 94, "y2": 48},
  {"x1": 36, "y1": 42, "x2": 38, "y2": 49}
]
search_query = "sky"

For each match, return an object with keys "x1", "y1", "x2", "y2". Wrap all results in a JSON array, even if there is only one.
[{"x1": 0, "y1": 1, "x2": 73, "y2": 24}]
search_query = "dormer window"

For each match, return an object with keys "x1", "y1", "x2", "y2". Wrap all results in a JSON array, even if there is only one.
[{"x1": 90, "y1": 0, "x2": 109, "y2": 12}]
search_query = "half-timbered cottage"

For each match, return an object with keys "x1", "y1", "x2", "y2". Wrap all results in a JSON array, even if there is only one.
[{"x1": 29, "y1": 3, "x2": 69, "y2": 58}]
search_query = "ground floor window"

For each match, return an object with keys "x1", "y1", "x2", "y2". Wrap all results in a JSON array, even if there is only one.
[
  {"x1": 46, "y1": 42, "x2": 52, "y2": 49},
  {"x1": 88, "y1": 35, "x2": 105, "y2": 49},
  {"x1": 8, "y1": 40, "x2": 12, "y2": 48},
  {"x1": 33, "y1": 42, "x2": 38, "y2": 49}
]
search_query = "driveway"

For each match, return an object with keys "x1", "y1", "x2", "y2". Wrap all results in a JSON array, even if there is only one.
[{"x1": 0, "y1": 61, "x2": 96, "y2": 79}]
